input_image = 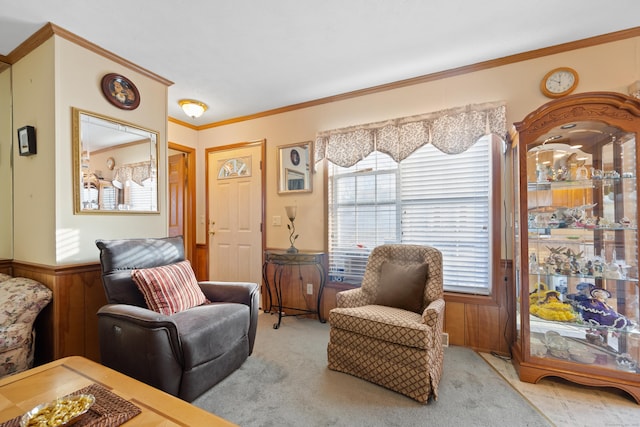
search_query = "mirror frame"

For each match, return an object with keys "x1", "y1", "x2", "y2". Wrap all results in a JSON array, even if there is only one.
[
  {"x1": 72, "y1": 107, "x2": 160, "y2": 214},
  {"x1": 277, "y1": 141, "x2": 313, "y2": 194}
]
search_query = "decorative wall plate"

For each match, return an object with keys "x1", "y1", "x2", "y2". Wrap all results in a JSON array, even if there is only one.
[{"x1": 101, "y1": 73, "x2": 140, "y2": 110}]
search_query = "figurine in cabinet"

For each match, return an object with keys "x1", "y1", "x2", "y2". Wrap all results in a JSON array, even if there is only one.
[
  {"x1": 576, "y1": 288, "x2": 631, "y2": 329},
  {"x1": 530, "y1": 289, "x2": 577, "y2": 322}
]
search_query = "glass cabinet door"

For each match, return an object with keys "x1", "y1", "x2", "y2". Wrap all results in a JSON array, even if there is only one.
[
  {"x1": 512, "y1": 93, "x2": 640, "y2": 403},
  {"x1": 525, "y1": 123, "x2": 638, "y2": 371}
]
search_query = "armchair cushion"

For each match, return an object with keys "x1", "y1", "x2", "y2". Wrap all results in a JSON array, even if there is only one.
[
  {"x1": 329, "y1": 305, "x2": 433, "y2": 349},
  {"x1": 132, "y1": 260, "x2": 207, "y2": 315},
  {"x1": 375, "y1": 261, "x2": 428, "y2": 314}
]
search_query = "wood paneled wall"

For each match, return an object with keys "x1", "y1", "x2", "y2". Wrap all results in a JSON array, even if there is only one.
[
  {"x1": 1, "y1": 250, "x2": 513, "y2": 366},
  {"x1": 0, "y1": 259, "x2": 11, "y2": 275},
  {"x1": 194, "y1": 243, "x2": 208, "y2": 281},
  {"x1": 443, "y1": 260, "x2": 514, "y2": 355},
  {"x1": 10, "y1": 261, "x2": 105, "y2": 364}
]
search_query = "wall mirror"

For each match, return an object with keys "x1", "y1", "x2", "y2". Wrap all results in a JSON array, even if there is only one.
[
  {"x1": 277, "y1": 141, "x2": 312, "y2": 194},
  {"x1": 72, "y1": 108, "x2": 159, "y2": 214}
]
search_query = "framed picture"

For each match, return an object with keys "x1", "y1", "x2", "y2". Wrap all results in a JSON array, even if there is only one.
[
  {"x1": 277, "y1": 141, "x2": 313, "y2": 194},
  {"x1": 290, "y1": 149, "x2": 300, "y2": 166},
  {"x1": 101, "y1": 73, "x2": 140, "y2": 110},
  {"x1": 17, "y1": 125, "x2": 36, "y2": 156}
]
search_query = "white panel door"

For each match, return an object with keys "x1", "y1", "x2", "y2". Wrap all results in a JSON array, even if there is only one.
[{"x1": 207, "y1": 144, "x2": 262, "y2": 285}]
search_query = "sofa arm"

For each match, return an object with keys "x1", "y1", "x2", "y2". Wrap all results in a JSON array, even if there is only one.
[
  {"x1": 0, "y1": 322, "x2": 32, "y2": 352},
  {"x1": 198, "y1": 281, "x2": 260, "y2": 355},
  {"x1": 335, "y1": 287, "x2": 371, "y2": 308},
  {"x1": 97, "y1": 304, "x2": 184, "y2": 395},
  {"x1": 422, "y1": 298, "x2": 445, "y2": 327}
]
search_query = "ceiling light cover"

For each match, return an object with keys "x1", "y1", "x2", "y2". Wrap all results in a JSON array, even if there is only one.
[{"x1": 179, "y1": 99, "x2": 208, "y2": 118}]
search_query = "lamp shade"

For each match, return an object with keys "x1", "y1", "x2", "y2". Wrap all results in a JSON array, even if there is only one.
[
  {"x1": 285, "y1": 206, "x2": 297, "y2": 221},
  {"x1": 179, "y1": 99, "x2": 208, "y2": 118}
]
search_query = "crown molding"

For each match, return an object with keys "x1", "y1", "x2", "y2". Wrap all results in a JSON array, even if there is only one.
[
  {"x1": 6, "y1": 22, "x2": 173, "y2": 87},
  {"x1": 168, "y1": 116, "x2": 199, "y2": 130},
  {"x1": 195, "y1": 26, "x2": 640, "y2": 129}
]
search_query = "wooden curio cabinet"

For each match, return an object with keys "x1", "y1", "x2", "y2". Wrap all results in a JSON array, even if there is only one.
[{"x1": 511, "y1": 92, "x2": 640, "y2": 403}]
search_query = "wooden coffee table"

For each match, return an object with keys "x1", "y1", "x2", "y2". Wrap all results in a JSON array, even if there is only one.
[{"x1": 0, "y1": 356, "x2": 236, "y2": 426}]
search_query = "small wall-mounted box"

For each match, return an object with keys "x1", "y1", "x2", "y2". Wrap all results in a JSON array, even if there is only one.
[{"x1": 17, "y1": 125, "x2": 36, "y2": 156}]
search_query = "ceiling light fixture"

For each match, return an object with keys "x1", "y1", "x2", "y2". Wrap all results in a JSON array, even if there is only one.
[{"x1": 179, "y1": 99, "x2": 208, "y2": 119}]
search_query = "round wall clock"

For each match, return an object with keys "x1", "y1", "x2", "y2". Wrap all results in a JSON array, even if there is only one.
[
  {"x1": 540, "y1": 67, "x2": 579, "y2": 98},
  {"x1": 106, "y1": 157, "x2": 116, "y2": 170},
  {"x1": 101, "y1": 73, "x2": 141, "y2": 110}
]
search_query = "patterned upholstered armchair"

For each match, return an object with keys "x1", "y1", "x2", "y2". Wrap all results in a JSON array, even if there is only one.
[
  {"x1": 327, "y1": 244, "x2": 445, "y2": 403},
  {"x1": 0, "y1": 274, "x2": 53, "y2": 377}
]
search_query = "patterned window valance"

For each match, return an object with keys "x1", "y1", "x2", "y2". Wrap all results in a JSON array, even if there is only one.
[
  {"x1": 315, "y1": 101, "x2": 506, "y2": 167},
  {"x1": 113, "y1": 161, "x2": 153, "y2": 186}
]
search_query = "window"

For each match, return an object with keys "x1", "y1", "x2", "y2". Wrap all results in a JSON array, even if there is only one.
[
  {"x1": 328, "y1": 134, "x2": 498, "y2": 295},
  {"x1": 125, "y1": 176, "x2": 157, "y2": 211}
]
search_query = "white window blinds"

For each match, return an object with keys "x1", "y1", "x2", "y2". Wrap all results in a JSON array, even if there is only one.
[{"x1": 328, "y1": 135, "x2": 496, "y2": 295}]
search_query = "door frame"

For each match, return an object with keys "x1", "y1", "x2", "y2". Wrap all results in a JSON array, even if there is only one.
[
  {"x1": 168, "y1": 141, "x2": 196, "y2": 263},
  {"x1": 205, "y1": 139, "x2": 266, "y2": 278}
]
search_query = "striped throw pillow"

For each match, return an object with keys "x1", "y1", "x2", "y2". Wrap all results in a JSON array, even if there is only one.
[{"x1": 131, "y1": 260, "x2": 207, "y2": 315}]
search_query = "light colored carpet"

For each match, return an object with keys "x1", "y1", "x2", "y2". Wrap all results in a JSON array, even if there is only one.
[{"x1": 193, "y1": 313, "x2": 551, "y2": 426}]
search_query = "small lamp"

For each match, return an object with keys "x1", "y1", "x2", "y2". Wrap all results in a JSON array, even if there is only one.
[
  {"x1": 285, "y1": 205, "x2": 299, "y2": 253},
  {"x1": 179, "y1": 99, "x2": 208, "y2": 119}
]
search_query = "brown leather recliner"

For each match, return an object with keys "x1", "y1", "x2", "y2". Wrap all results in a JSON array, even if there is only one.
[{"x1": 95, "y1": 236, "x2": 259, "y2": 402}]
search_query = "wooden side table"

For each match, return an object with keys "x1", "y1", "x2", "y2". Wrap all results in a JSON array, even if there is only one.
[{"x1": 262, "y1": 250, "x2": 326, "y2": 329}]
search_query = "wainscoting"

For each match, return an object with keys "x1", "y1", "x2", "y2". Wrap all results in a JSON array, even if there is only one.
[
  {"x1": 8, "y1": 261, "x2": 105, "y2": 364},
  {"x1": 0, "y1": 251, "x2": 512, "y2": 365}
]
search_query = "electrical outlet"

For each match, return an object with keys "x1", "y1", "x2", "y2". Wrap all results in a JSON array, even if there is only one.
[
  {"x1": 306, "y1": 283, "x2": 313, "y2": 295},
  {"x1": 442, "y1": 332, "x2": 449, "y2": 347}
]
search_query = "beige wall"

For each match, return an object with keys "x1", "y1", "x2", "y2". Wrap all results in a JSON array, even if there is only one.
[
  {"x1": 12, "y1": 39, "x2": 56, "y2": 265},
  {"x1": 168, "y1": 121, "x2": 198, "y2": 149},
  {"x1": 168, "y1": 36, "x2": 640, "y2": 256},
  {"x1": 11, "y1": 36, "x2": 169, "y2": 265},
  {"x1": 0, "y1": 64, "x2": 11, "y2": 259}
]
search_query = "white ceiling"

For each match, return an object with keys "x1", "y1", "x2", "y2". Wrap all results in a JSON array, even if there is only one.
[{"x1": 1, "y1": 1, "x2": 639, "y2": 126}]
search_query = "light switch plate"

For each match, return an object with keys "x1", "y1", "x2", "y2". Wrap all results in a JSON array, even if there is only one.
[{"x1": 272, "y1": 215, "x2": 282, "y2": 226}]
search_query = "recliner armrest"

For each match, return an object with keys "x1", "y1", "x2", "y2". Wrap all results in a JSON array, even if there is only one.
[
  {"x1": 97, "y1": 304, "x2": 179, "y2": 328},
  {"x1": 198, "y1": 281, "x2": 260, "y2": 355},
  {"x1": 96, "y1": 303, "x2": 184, "y2": 393},
  {"x1": 422, "y1": 298, "x2": 445, "y2": 326},
  {"x1": 199, "y1": 281, "x2": 258, "y2": 305}
]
